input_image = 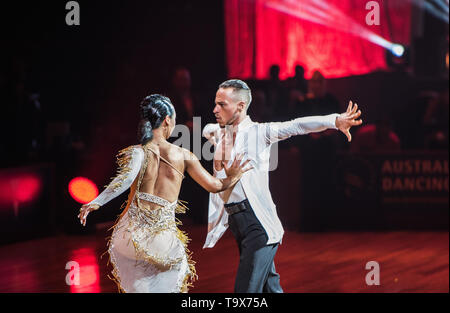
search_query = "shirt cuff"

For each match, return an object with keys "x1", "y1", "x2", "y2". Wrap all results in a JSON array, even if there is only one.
[
  {"x1": 202, "y1": 123, "x2": 220, "y2": 138},
  {"x1": 327, "y1": 113, "x2": 340, "y2": 130}
]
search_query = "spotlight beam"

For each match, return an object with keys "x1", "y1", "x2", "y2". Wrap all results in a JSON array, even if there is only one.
[
  {"x1": 265, "y1": 2, "x2": 330, "y2": 26},
  {"x1": 425, "y1": 0, "x2": 450, "y2": 23},
  {"x1": 272, "y1": 0, "x2": 375, "y2": 39},
  {"x1": 410, "y1": 0, "x2": 449, "y2": 23},
  {"x1": 431, "y1": 0, "x2": 449, "y2": 14},
  {"x1": 286, "y1": 0, "x2": 365, "y2": 31},
  {"x1": 266, "y1": 0, "x2": 399, "y2": 53}
]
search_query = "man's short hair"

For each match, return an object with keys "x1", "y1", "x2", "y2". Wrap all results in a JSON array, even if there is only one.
[{"x1": 219, "y1": 79, "x2": 252, "y2": 109}]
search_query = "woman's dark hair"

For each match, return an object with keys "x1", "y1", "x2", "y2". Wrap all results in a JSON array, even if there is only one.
[{"x1": 138, "y1": 94, "x2": 175, "y2": 145}]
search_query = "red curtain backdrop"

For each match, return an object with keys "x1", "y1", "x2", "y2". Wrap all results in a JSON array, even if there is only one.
[{"x1": 224, "y1": 0, "x2": 411, "y2": 79}]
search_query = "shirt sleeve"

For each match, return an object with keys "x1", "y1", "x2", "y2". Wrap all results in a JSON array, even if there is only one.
[
  {"x1": 263, "y1": 113, "x2": 339, "y2": 145},
  {"x1": 87, "y1": 145, "x2": 144, "y2": 207}
]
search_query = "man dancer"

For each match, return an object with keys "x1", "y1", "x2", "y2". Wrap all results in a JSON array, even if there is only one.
[{"x1": 202, "y1": 79, "x2": 362, "y2": 293}]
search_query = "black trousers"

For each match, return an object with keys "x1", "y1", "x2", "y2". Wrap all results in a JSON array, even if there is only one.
[{"x1": 226, "y1": 199, "x2": 283, "y2": 293}]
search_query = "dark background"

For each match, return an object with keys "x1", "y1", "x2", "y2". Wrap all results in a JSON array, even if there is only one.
[{"x1": 0, "y1": 0, "x2": 448, "y2": 245}]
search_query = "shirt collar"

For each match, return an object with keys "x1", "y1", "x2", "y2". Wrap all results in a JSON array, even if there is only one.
[{"x1": 236, "y1": 116, "x2": 253, "y2": 132}]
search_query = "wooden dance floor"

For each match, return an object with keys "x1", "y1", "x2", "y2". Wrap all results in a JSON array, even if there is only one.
[{"x1": 0, "y1": 222, "x2": 448, "y2": 293}]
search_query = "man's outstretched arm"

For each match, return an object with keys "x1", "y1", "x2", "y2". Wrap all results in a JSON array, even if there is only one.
[{"x1": 264, "y1": 100, "x2": 363, "y2": 145}]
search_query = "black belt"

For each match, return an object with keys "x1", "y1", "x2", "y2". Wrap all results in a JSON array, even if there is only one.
[{"x1": 224, "y1": 199, "x2": 249, "y2": 215}]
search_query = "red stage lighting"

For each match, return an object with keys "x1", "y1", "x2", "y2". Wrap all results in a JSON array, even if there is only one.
[
  {"x1": 69, "y1": 248, "x2": 101, "y2": 293},
  {"x1": 68, "y1": 177, "x2": 99, "y2": 204},
  {"x1": 15, "y1": 175, "x2": 41, "y2": 203},
  {"x1": 0, "y1": 174, "x2": 42, "y2": 205}
]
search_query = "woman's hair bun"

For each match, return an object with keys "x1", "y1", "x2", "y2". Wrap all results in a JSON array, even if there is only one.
[{"x1": 138, "y1": 94, "x2": 175, "y2": 145}]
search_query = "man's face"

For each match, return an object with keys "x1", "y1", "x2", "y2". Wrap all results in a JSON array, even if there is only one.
[{"x1": 213, "y1": 88, "x2": 241, "y2": 127}]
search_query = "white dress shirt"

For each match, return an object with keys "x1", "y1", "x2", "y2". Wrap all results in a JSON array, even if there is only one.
[
  {"x1": 202, "y1": 113, "x2": 340, "y2": 248},
  {"x1": 226, "y1": 181, "x2": 247, "y2": 204}
]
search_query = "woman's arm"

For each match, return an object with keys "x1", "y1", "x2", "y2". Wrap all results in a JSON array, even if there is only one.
[
  {"x1": 78, "y1": 145, "x2": 144, "y2": 226},
  {"x1": 183, "y1": 149, "x2": 252, "y2": 193}
]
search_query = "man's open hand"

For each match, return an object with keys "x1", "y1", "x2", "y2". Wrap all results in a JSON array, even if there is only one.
[{"x1": 335, "y1": 100, "x2": 363, "y2": 142}]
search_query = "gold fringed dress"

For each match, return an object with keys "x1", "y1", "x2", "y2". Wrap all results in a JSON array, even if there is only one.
[{"x1": 86, "y1": 145, "x2": 196, "y2": 293}]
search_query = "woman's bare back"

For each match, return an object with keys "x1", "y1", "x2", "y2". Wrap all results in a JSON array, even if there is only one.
[{"x1": 138, "y1": 141, "x2": 187, "y2": 209}]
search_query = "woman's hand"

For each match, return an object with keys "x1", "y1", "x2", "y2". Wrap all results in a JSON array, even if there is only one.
[
  {"x1": 77, "y1": 203, "x2": 100, "y2": 226},
  {"x1": 222, "y1": 153, "x2": 254, "y2": 180},
  {"x1": 184, "y1": 150, "x2": 253, "y2": 194}
]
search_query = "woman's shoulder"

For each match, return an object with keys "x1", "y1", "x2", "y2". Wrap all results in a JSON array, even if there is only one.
[
  {"x1": 163, "y1": 143, "x2": 196, "y2": 164},
  {"x1": 166, "y1": 143, "x2": 191, "y2": 158}
]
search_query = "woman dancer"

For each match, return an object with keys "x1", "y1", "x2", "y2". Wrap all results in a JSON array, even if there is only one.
[{"x1": 78, "y1": 94, "x2": 252, "y2": 293}]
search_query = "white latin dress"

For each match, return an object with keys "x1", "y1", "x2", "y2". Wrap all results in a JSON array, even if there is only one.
[{"x1": 85, "y1": 145, "x2": 196, "y2": 293}]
